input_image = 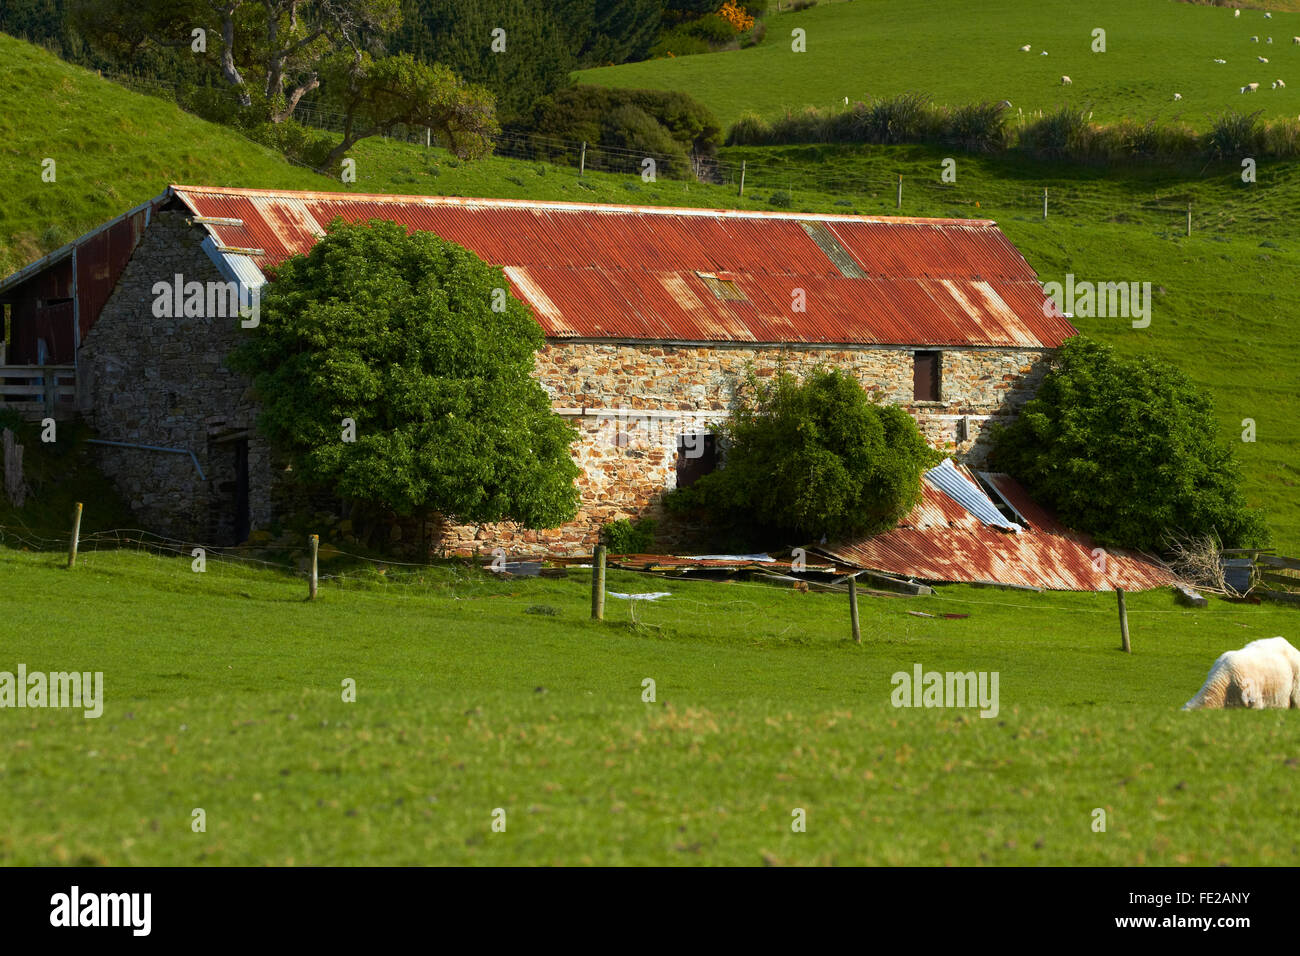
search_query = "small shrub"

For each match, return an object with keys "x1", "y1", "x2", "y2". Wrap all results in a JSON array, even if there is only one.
[
  {"x1": 1263, "y1": 116, "x2": 1300, "y2": 158},
  {"x1": 727, "y1": 110, "x2": 773, "y2": 146},
  {"x1": 1020, "y1": 106, "x2": 1092, "y2": 159},
  {"x1": 1206, "y1": 109, "x2": 1264, "y2": 158},
  {"x1": 768, "y1": 189, "x2": 793, "y2": 207},
  {"x1": 940, "y1": 101, "x2": 1010, "y2": 153},
  {"x1": 602, "y1": 518, "x2": 658, "y2": 553},
  {"x1": 666, "y1": 367, "x2": 939, "y2": 544}
]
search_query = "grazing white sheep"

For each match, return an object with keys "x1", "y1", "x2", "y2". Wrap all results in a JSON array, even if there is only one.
[
  {"x1": 1267, "y1": 37, "x2": 1274, "y2": 44},
  {"x1": 1183, "y1": 637, "x2": 1300, "y2": 710},
  {"x1": 1242, "y1": 82, "x2": 1260, "y2": 93},
  {"x1": 1265, "y1": 11, "x2": 1272, "y2": 18},
  {"x1": 1235, "y1": 8, "x2": 1241, "y2": 16},
  {"x1": 1019, "y1": 44, "x2": 1031, "y2": 52},
  {"x1": 1259, "y1": 56, "x2": 1269, "y2": 63},
  {"x1": 1041, "y1": 50, "x2": 1049, "y2": 56},
  {"x1": 1251, "y1": 35, "x2": 1259, "y2": 42},
  {"x1": 1215, "y1": 58, "x2": 1227, "y2": 63},
  {"x1": 1294, "y1": 37, "x2": 1300, "y2": 45},
  {"x1": 1060, "y1": 75, "x2": 1072, "y2": 85},
  {"x1": 1275, "y1": 79, "x2": 1287, "y2": 89},
  {"x1": 1174, "y1": 92, "x2": 1182, "y2": 100}
]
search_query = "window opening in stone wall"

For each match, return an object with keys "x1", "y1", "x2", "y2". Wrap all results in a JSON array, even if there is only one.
[
  {"x1": 676, "y1": 433, "x2": 718, "y2": 488},
  {"x1": 913, "y1": 351, "x2": 941, "y2": 402}
]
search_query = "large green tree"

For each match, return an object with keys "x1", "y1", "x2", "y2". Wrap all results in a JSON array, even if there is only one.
[
  {"x1": 230, "y1": 219, "x2": 581, "y2": 531},
  {"x1": 667, "y1": 367, "x2": 939, "y2": 543},
  {"x1": 991, "y1": 336, "x2": 1268, "y2": 552}
]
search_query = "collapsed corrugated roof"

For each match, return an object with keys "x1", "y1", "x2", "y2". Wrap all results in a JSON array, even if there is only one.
[
  {"x1": 815, "y1": 462, "x2": 1176, "y2": 592},
  {"x1": 166, "y1": 185, "x2": 1077, "y2": 349}
]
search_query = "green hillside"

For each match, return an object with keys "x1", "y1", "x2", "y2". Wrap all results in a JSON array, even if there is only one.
[
  {"x1": 0, "y1": 32, "x2": 333, "y2": 277},
  {"x1": 580, "y1": 0, "x2": 1300, "y2": 128}
]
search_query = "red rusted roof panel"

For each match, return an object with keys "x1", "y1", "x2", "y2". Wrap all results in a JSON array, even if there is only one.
[
  {"x1": 169, "y1": 186, "x2": 1076, "y2": 348},
  {"x1": 819, "y1": 468, "x2": 1176, "y2": 592}
]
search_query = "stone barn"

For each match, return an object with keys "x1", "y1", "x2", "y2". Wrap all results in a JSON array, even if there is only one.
[{"x1": 0, "y1": 186, "x2": 1077, "y2": 554}]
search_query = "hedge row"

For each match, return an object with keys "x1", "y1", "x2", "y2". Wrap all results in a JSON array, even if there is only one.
[{"x1": 727, "y1": 94, "x2": 1300, "y2": 162}]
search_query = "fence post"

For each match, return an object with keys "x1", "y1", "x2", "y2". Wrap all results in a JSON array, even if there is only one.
[
  {"x1": 849, "y1": 575, "x2": 861, "y2": 644},
  {"x1": 309, "y1": 534, "x2": 319, "y2": 601},
  {"x1": 579, "y1": 141, "x2": 587, "y2": 178},
  {"x1": 1117, "y1": 587, "x2": 1130, "y2": 653},
  {"x1": 1043, "y1": 187, "x2": 1049, "y2": 220},
  {"x1": 66, "y1": 501, "x2": 83, "y2": 569},
  {"x1": 591, "y1": 544, "x2": 606, "y2": 620},
  {"x1": 1187, "y1": 203, "x2": 1192, "y2": 237},
  {"x1": 739, "y1": 160, "x2": 746, "y2": 197},
  {"x1": 896, "y1": 175, "x2": 903, "y2": 209}
]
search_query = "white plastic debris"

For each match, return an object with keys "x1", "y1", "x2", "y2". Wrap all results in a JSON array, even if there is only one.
[{"x1": 606, "y1": 591, "x2": 672, "y2": 601}]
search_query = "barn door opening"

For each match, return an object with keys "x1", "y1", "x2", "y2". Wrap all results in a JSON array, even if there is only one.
[{"x1": 208, "y1": 434, "x2": 250, "y2": 545}]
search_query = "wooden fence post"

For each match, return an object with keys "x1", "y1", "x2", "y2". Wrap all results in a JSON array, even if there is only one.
[
  {"x1": 66, "y1": 501, "x2": 83, "y2": 569},
  {"x1": 591, "y1": 545, "x2": 606, "y2": 620},
  {"x1": 1117, "y1": 587, "x2": 1130, "y2": 653},
  {"x1": 309, "y1": 534, "x2": 319, "y2": 601},
  {"x1": 1186, "y1": 203, "x2": 1192, "y2": 237},
  {"x1": 1043, "y1": 187, "x2": 1049, "y2": 220},
  {"x1": 739, "y1": 160, "x2": 746, "y2": 196},
  {"x1": 849, "y1": 575, "x2": 861, "y2": 644},
  {"x1": 579, "y1": 141, "x2": 587, "y2": 178},
  {"x1": 896, "y1": 175, "x2": 903, "y2": 209}
]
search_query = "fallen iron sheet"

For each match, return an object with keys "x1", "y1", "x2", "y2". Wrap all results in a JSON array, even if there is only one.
[
  {"x1": 815, "y1": 466, "x2": 1176, "y2": 593},
  {"x1": 605, "y1": 554, "x2": 838, "y2": 574}
]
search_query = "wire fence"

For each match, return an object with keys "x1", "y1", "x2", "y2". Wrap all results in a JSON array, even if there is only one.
[{"x1": 94, "y1": 68, "x2": 1263, "y2": 236}]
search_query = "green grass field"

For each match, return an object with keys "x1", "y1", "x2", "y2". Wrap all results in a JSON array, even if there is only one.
[
  {"x1": 2, "y1": 544, "x2": 1298, "y2": 866},
  {"x1": 581, "y1": 0, "x2": 1300, "y2": 128}
]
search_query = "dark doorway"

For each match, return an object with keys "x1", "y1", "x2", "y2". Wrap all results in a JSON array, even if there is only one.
[{"x1": 208, "y1": 434, "x2": 250, "y2": 545}]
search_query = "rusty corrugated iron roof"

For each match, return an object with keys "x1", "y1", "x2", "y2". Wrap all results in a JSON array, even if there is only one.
[
  {"x1": 166, "y1": 185, "x2": 1076, "y2": 349},
  {"x1": 816, "y1": 465, "x2": 1176, "y2": 592}
]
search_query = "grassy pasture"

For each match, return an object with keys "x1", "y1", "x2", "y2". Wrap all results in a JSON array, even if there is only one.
[
  {"x1": 1, "y1": 544, "x2": 1298, "y2": 866},
  {"x1": 580, "y1": 0, "x2": 1300, "y2": 128}
]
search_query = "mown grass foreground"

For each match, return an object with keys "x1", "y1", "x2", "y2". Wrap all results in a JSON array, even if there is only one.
[{"x1": 1, "y1": 545, "x2": 1297, "y2": 866}]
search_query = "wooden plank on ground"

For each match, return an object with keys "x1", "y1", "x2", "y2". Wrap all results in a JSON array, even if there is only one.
[
  {"x1": 1258, "y1": 554, "x2": 1300, "y2": 571},
  {"x1": 1173, "y1": 583, "x2": 1208, "y2": 608}
]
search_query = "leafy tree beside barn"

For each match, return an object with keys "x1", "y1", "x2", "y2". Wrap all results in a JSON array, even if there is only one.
[
  {"x1": 991, "y1": 336, "x2": 1268, "y2": 553},
  {"x1": 230, "y1": 219, "x2": 581, "y2": 538}
]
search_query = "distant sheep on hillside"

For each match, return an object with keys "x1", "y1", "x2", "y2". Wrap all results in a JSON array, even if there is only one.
[
  {"x1": 1174, "y1": 92, "x2": 1182, "y2": 100},
  {"x1": 1060, "y1": 75, "x2": 1072, "y2": 85},
  {"x1": 1242, "y1": 82, "x2": 1260, "y2": 93},
  {"x1": 1183, "y1": 637, "x2": 1300, "y2": 710},
  {"x1": 1274, "y1": 79, "x2": 1286, "y2": 89},
  {"x1": 1019, "y1": 44, "x2": 1031, "y2": 52}
]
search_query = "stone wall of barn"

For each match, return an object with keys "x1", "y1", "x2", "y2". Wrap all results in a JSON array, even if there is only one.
[
  {"x1": 437, "y1": 341, "x2": 1052, "y2": 556},
  {"x1": 76, "y1": 210, "x2": 274, "y2": 543}
]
